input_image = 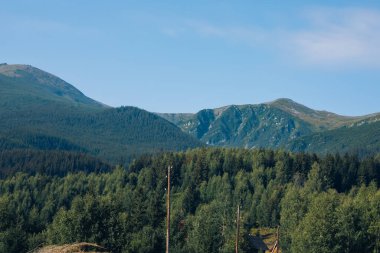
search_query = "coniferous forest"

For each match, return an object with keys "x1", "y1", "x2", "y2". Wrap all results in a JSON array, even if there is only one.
[
  {"x1": 0, "y1": 148, "x2": 379, "y2": 253},
  {"x1": 2, "y1": 1, "x2": 380, "y2": 252}
]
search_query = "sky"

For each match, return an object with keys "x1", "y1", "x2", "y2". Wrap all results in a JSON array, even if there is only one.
[{"x1": 1, "y1": 0, "x2": 380, "y2": 116}]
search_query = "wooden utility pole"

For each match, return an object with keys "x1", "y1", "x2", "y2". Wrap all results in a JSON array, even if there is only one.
[
  {"x1": 235, "y1": 205, "x2": 240, "y2": 253},
  {"x1": 271, "y1": 226, "x2": 280, "y2": 253},
  {"x1": 166, "y1": 165, "x2": 172, "y2": 253},
  {"x1": 276, "y1": 225, "x2": 280, "y2": 253}
]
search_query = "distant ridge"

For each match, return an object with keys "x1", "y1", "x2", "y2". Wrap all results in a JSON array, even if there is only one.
[
  {"x1": 1, "y1": 63, "x2": 379, "y2": 157},
  {"x1": 267, "y1": 98, "x2": 371, "y2": 130},
  {"x1": 0, "y1": 64, "x2": 202, "y2": 165},
  {"x1": 0, "y1": 63, "x2": 107, "y2": 109},
  {"x1": 158, "y1": 98, "x2": 380, "y2": 155}
]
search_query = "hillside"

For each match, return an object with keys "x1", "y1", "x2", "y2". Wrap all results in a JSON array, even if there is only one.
[
  {"x1": 0, "y1": 63, "x2": 106, "y2": 110},
  {"x1": 268, "y1": 98, "x2": 361, "y2": 130},
  {"x1": 0, "y1": 149, "x2": 112, "y2": 178},
  {"x1": 287, "y1": 119, "x2": 380, "y2": 155},
  {"x1": 159, "y1": 99, "x2": 380, "y2": 154},
  {"x1": 2, "y1": 63, "x2": 379, "y2": 159},
  {"x1": 0, "y1": 64, "x2": 202, "y2": 164},
  {"x1": 161, "y1": 104, "x2": 315, "y2": 148}
]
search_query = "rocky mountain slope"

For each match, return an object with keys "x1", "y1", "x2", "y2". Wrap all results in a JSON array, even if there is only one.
[{"x1": 159, "y1": 99, "x2": 380, "y2": 154}]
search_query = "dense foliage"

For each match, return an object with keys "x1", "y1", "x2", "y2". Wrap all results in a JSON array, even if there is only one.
[
  {"x1": 0, "y1": 149, "x2": 112, "y2": 178},
  {"x1": 288, "y1": 120, "x2": 380, "y2": 156},
  {"x1": 159, "y1": 103, "x2": 314, "y2": 148},
  {"x1": 0, "y1": 148, "x2": 379, "y2": 253},
  {"x1": 0, "y1": 65, "x2": 202, "y2": 165}
]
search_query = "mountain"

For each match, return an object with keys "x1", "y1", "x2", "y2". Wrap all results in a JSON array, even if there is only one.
[
  {"x1": 0, "y1": 63, "x2": 106, "y2": 109},
  {"x1": 268, "y1": 98, "x2": 378, "y2": 130},
  {"x1": 1, "y1": 63, "x2": 378, "y2": 158},
  {"x1": 0, "y1": 63, "x2": 202, "y2": 164},
  {"x1": 158, "y1": 98, "x2": 380, "y2": 154},
  {"x1": 287, "y1": 119, "x2": 380, "y2": 155},
  {"x1": 160, "y1": 103, "x2": 314, "y2": 148}
]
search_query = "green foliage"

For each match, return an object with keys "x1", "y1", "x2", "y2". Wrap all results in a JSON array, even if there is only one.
[
  {"x1": 47, "y1": 195, "x2": 129, "y2": 252},
  {"x1": 0, "y1": 148, "x2": 379, "y2": 253},
  {"x1": 288, "y1": 121, "x2": 380, "y2": 156},
  {"x1": 0, "y1": 149, "x2": 111, "y2": 178},
  {"x1": 160, "y1": 103, "x2": 315, "y2": 148},
  {"x1": 280, "y1": 178, "x2": 380, "y2": 253},
  {"x1": 187, "y1": 201, "x2": 225, "y2": 252},
  {"x1": 279, "y1": 184, "x2": 309, "y2": 252},
  {"x1": 0, "y1": 64, "x2": 202, "y2": 166},
  {"x1": 291, "y1": 190, "x2": 342, "y2": 253},
  {"x1": 160, "y1": 99, "x2": 380, "y2": 156}
]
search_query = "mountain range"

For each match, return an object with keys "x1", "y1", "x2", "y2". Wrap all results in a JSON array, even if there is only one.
[
  {"x1": 0, "y1": 63, "x2": 201, "y2": 165},
  {"x1": 1, "y1": 63, "x2": 379, "y2": 168},
  {"x1": 159, "y1": 97, "x2": 380, "y2": 155}
]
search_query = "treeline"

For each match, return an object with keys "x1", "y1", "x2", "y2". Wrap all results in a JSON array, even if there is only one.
[
  {"x1": 0, "y1": 148, "x2": 379, "y2": 252},
  {"x1": 0, "y1": 132, "x2": 86, "y2": 152},
  {"x1": 0, "y1": 101, "x2": 202, "y2": 165},
  {"x1": 0, "y1": 149, "x2": 111, "y2": 178}
]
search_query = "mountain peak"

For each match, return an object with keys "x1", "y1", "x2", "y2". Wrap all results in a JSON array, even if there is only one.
[
  {"x1": 0, "y1": 63, "x2": 107, "y2": 109},
  {"x1": 0, "y1": 64, "x2": 202, "y2": 164},
  {"x1": 266, "y1": 98, "x2": 361, "y2": 129},
  {"x1": 270, "y1": 98, "x2": 297, "y2": 104},
  {"x1": 0, "y1": 64, "x2": 68, "y2": 85},
  {"x1": 0, "y1": 64, "x2": 32, "y2": 77},
  {"x1": 267, "y1": 98, "x2": 308, "y2": 110}
]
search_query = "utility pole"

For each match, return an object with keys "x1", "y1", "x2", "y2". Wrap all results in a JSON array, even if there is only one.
[
  {"x1": 235, "y1": 204, "x2": 240, "y2": 253},
  {"x1": 276, "y1": 225, "x2": 280, "y2": 253},
  {"x1": 271, "y1": 226, "x2": 280, "y2": 253},
  {"x1": 166, "y1": 165, "x2": 172, "y2": 253}
]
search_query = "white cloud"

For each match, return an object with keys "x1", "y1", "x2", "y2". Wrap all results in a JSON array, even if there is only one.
[
  {"x1": 289, "y1": 8, "x2": 380, "y2": 67},
  {"x1": 187, "y1": 20, "x2": 268, "y2": 46},
  {"x1": 161, "y1": 20, "x2": 267, "y2": 46},
  {"x1": 161, "y1": 7, "x2": 380, "y2": 68},
  {"x1": 0, "y1": 14, "x2": 100, "y2": 38}
]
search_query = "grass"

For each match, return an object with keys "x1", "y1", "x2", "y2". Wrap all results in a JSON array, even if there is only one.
[{"x1": 31, "y1": 243, "x2": 108, "y2": 253}]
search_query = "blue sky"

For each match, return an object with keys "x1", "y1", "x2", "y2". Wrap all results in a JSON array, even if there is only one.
[{"x1": 1, "y1": 1, "x2": 380, "y2": 115}]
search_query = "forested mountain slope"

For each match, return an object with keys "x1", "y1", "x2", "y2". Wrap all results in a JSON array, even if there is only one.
[
  {"x1": 0, "y1": 64, "x2": 202, "y2": 165},
  {"x1": 0, "y1": 149, "x2": 112, "y2": 178},
  {"x1": 159, "y1": 99, "x2": 380, "y2": 154},
  {"x1": 287, "y1": 120, "x2": 380, "y2": 155},
  {"x1": 0, "y1": 63, "x2": 106, "y2": 110},
  {"x1": 159, "y1": 103, "x2": 315, "y2": 148}
]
